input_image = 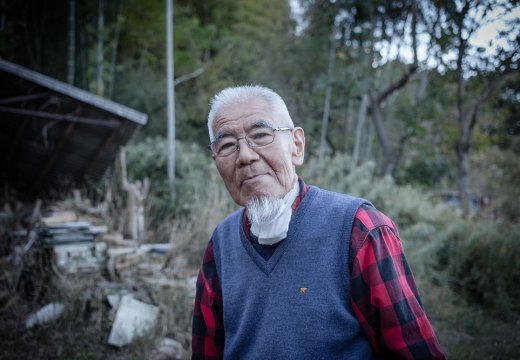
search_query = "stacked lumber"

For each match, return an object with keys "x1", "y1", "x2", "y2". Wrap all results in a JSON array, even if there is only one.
[{"x1": 6, "y1": 206, "x2": 109, "y2": 274}]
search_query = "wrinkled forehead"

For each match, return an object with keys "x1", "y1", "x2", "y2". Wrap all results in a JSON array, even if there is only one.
[{"x1": 213, "y1": 98, "x2": 278, "y2": 134}]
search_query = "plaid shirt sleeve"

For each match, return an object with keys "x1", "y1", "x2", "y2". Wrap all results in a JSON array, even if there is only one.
[
  {"x1": 192, "y1": 239, "x2": 224, "y2": 360},
  {"x1": 350, "y1": 204, "x2": 447, "y2": 359}
]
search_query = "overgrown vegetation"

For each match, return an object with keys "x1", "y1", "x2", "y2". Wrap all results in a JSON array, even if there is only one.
[
  {"x1": 1, "y1": 141, "x2": 519, "y2": 359},
  {"x1": 121, "y1": 143, "x2": 520, "y2": 358}
]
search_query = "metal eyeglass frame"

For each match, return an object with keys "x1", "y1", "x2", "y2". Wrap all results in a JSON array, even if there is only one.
[{"x1": 208, "y1": 126, "x2": 293, "y2": 157}]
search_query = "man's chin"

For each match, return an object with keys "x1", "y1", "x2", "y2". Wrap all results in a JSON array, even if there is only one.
[
  {"x1": 239, "y1": 186, "x2": 286, "y2": 205},
  {"x1": 241, "y1": 192, "x2": 277, "y2": 207},
  {"x1": 245, "y1": 194, "x2": 274, "y2": 207},
  {"x1": 246, "y1": 195, "x2": 284, "y2": 224}
]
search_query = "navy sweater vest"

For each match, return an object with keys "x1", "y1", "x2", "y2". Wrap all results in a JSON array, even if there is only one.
[{"x1": 212, "y1": 186, "x2": 377, "y2": 360}]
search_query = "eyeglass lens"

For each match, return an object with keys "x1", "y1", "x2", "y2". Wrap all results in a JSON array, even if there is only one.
[{"x1": 213, "y1": 127, "x2": 276, "y2": 156}]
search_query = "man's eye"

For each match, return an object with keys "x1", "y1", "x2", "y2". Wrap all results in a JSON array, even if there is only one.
[
  {"x1": 250, "y1": 131, "x2": 270, "y2": 140},
  {"x1": 218, "y1": 141, "x2": 236, "y2": 150}
]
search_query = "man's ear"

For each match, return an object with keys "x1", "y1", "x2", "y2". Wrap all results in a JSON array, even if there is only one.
[{"x1": 291, "y1": 127, "x2": 305, "y2": 166}]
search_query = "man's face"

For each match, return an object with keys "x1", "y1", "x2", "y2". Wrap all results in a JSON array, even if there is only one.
[{"x1": 211, "y1": 98, "x2": 305, "y2": 206}]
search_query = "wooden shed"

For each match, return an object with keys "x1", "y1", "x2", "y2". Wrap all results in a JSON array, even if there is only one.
[{"x1": 0, "y1": 58, "x2": 148, "y2": 196}]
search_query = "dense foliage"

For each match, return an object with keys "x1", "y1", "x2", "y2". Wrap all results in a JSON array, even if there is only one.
[{"x1": 1, "y1": 1, "x2": 517, "y2": 198}]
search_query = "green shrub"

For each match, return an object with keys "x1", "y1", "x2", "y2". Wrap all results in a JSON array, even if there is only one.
[
  {"x1": 300, "y1": 153, "x2": 457, "y2": 229},
  {"x1": 473, "y1": 146, "x2": 520, "y2": 221},
  {"x1": 432, "y1": 221, "x2": 520, "y2": 311},
  {"x1": 125, "y1": 137, "x2": 236, "y2": 230}
]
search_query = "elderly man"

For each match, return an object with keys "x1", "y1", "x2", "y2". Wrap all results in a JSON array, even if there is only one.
[{"x1": 192, "y1": 85, "x2": 446, "y2": 359}]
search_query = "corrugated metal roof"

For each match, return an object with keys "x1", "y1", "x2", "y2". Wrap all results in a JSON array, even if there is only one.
[{"x1": 0, "y1": 58, "x2": 148, "y2": 196}]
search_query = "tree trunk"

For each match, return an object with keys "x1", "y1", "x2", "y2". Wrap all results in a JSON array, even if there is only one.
[
  {"x1": 362, "y1": 120, "x2": 374, "y2": 164},
  {"x1": 455, "y1": 9, "x2": 470, "y2": 217},
  {"x1": 24, "y1": 2, "x2": 42, "y2": 70},
  {"x1": 319, "y1": 25, "x2": 337, "y2": 162},
  {"x1": 416, "y1": 69, "x2": 428, "y2": 103},
  {"x1": 0, "y1": 0, "x2": 5, "y2": 31},
  {"x1": 412, "y1": 0, "x2": 418, "y2": 66},
  {"x1": 166, "y1": 0, "x2": 176, "y2": 200},
  {"x1": 456, "y1": 74, "x2": 506, "y2": 218},
  {"x1": 449, "y1": 1, "x2": 511, "y2": 218},
  {"x1": 456, "y1": 137, "x2": 471, "y2": 217},
  {"x1": 343, "y1": 98, "x2": 353, "y2": 153},
  {"x1": 351, "y1": 94, "x2": 368, "y2": 170},
  {"x1": 67, "y1": 0, "x2": 75, "y2": 85},
  {"x1": 108, "y1": 0, "x2": 123, "y2": 99},
  {"x1": 369, "y1": 91, "x2": 397, "y2": 176},
  {"x1": 96, "y1": 0, "x2": 105, "y2": 96},
  {"x1": 78, "y1": 25, "x2": 87, "y2": 89}
]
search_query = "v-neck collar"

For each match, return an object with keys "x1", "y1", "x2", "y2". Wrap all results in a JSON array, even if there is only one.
[{"x1": 238, "y1": 186, "x2": 317, "y2": 276}]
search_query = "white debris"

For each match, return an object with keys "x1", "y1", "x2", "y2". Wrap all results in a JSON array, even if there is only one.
[
  {"x1": 108, "y1": 295, "x2": 159, "y2": 347},
  {"x1": 151, "y1": 337, "x2": 185, "y2": 360},
  {"x1": 106, "y1": 294, "x2": 122, "y2": 309},
  {"x1": 26, "y1": 302, "x2": 65, "y2": 328},
  {"x1": 41, "y1": 211, "x2": 77, "y2": 225},
  {"x1": 53, "y1": 242, "x2": 99, "y2": 273}
]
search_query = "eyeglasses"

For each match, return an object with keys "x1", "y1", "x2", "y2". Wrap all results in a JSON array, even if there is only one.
[{"x1": 208, "y1": 126, "x2": 293, "y2": 157}]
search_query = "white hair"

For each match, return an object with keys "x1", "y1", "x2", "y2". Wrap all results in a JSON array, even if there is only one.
[
  {"x1": 246, "y1": 195, "x2": 284, "y2": 224},
  {"x1": 207, "y1": 85, "x2": 294, "y2": 142}
]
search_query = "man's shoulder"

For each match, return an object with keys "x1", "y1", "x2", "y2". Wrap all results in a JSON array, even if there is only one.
[
  {"x1": 306, "y1": 185, "x2": 395, "y2": 231},
  {"x1": 308, "y1": 185, "x2": 370, "y2": 209},
  {"x1": 354, "y1": 203, "x2": 396, "y2": 232}
]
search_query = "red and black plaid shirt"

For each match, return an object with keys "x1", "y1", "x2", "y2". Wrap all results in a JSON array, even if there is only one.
[{"x1": 192, "y1": 182, "x2": 446, "y2": 359}]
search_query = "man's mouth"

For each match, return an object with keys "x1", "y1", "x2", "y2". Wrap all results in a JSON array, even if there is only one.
[{"x1": 242, "y1": 174, "x2": 267, "y2": 185}]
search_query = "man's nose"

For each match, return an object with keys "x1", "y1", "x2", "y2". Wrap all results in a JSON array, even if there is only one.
[{"x1": 236, "y1": 137, "x2": 259, "y2": 164}]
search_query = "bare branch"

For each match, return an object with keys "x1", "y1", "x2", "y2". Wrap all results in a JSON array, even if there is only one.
[
  {"x1": 412, "y1": 0, "x2": 418, "y2": 66},
  {"x1": 376, "y1": 64, "x2": 418, "y2": 103},
  {"x1": 468, "y1": 70, "x2": 514, "y2": 134},
  {"x1": 174, "y1": 66, "x2": 208, "y2": 87}
]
